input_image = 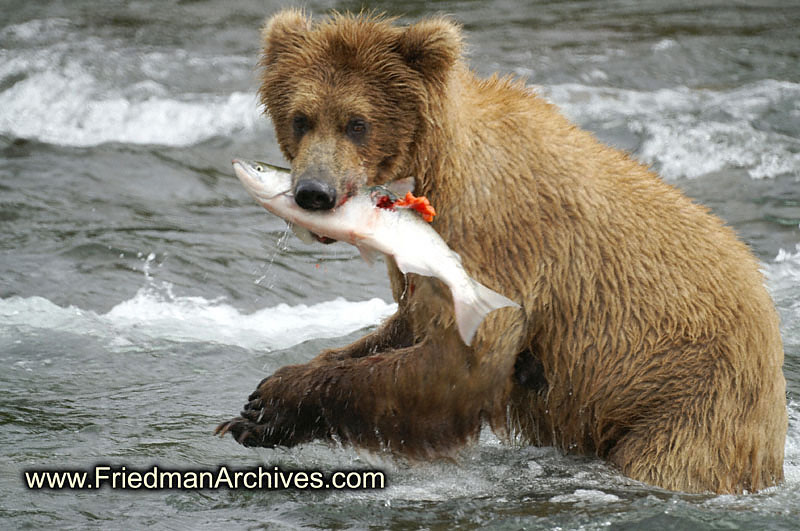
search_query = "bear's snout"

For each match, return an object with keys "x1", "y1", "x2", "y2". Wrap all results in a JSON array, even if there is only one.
[{"x1": 294, "y1": 179, "x2": 337, "y2": 211}]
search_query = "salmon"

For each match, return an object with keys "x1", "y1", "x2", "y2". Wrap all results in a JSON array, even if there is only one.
[{"x1": 232, "y1": 159, "x2": 520, "y2": 345}]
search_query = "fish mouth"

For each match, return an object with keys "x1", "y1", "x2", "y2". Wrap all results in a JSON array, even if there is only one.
[{"x1": 314, "y1": 234, "x2": 337, "y2": 244}]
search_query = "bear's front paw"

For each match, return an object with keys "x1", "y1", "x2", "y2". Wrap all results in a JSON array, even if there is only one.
[
  {"x1": 215, "y1": 368, "x2": 323, "y2": 448},
  {"x1": 214, "y1": 393, "x2": 274, "y2": 447}
]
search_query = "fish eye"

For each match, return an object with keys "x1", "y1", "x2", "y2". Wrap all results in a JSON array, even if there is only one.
[{"x1": 255, "y1": 164, "x2": 264, "y2": 172}]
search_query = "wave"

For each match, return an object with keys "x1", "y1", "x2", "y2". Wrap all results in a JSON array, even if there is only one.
[
  {"x1": 0, "y1": 83, "x2": 262, "y2": 148},
  {"x1": 0, "y1": 18, "x2": 266, "y2": 147},
  {"x1": 542, "y1": 79, "x2": 800, "y2": 180},
  {"x1": 0, "y1": 285, "x2": 397, "y2": 352},
  {"x1": 0, "y1": 68, "x2": 265, "y2": 147},
  {"x1": 4, "y1": 68, "x2": 796, "y2": 179},
  {"x1": 3, "y1": 18, "x2": 799, "y2": 182}
]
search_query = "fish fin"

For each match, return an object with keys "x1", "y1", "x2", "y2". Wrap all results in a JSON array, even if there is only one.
[
  {"x1": 290, "y1": 223, "x2": 315, "y2": 244},
  {"x1": 357, "y1": 245, "x2": 380, "y2": 266},
  {"x1": 453, "y1": 280, "x2": 520, "y2": 346},
  {"x1": 386, "y1": 177, "x2": 416, "y2": 197},
  {"x1": 394, "y1": 252, "x2": 519, "y2": 345}
]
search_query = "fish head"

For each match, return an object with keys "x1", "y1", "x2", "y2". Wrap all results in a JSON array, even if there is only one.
[
  {"x1": 257, "y1": 10, "x2": 461, "y2": 211},
  {"x1": 231, "y1": 159, "x2": 292, "y2": 202},
  {"x1": 232, "y1": 159, "x2": 337, "y2": 244}
]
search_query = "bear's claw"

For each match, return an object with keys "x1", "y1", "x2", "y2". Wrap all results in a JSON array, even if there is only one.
[
  {"x1": 214, "y1": 417, "x2": 273, "y2": 448},
  {"x1": 243, "y1": 397, "x2": 264, "y2": 412},
  {"x1": 216, "y1": 369, "x2": 319, "y2": 449},
  {"x1": 215, "y1": 388, "x2": 276, "y2": 447}
]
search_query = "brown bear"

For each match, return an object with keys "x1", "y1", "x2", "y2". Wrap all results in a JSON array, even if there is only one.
[{"x1": 216, "y1": 9, "x2": 787, "y2": 494}]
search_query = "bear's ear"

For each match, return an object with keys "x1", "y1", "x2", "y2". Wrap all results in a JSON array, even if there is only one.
[
  {"x1": 396, "y1": 17, "x2": 462, "y2": 86},
  {"x1": 261, "y1": 8, "x2": 312, "y2": 66}
]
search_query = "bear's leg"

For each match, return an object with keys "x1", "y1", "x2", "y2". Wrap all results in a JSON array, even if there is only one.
[
  {"x1": 607, "y1": 385, "x2": 785, "y2": 494},
  {"x1": 216, "y1": 328, "x2": 517, "y2": 457},
  {"x1": 309, "y1": 311, "x2": 413, "y2": 366}
]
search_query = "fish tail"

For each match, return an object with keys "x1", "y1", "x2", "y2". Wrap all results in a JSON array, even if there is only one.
[{"x1": 453, "y1": 280, "x2": 520, "y2": 346}]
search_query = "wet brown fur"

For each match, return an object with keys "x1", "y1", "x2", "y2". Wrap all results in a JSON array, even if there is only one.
[{"x1": 217, "y1": 9, "x2": 787, "y2": 494}]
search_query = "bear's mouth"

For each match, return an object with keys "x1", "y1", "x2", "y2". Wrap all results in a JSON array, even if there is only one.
[
  {"x1": 289, "y1": 180, "x2": 363, "y2": 245},
  {"x1": 311, "y1": 190, "x2": 356, "y2": 244}
]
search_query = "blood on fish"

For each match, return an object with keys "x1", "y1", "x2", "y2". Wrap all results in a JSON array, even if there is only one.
[
  {"x1": 375, "y1": 194, "x2": 395, "y2": 210},
  {"x1": 375, "y1": 192, "x2": 436, "y2": 223}
]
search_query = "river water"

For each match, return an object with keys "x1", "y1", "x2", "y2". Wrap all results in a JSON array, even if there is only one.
[{"x1": 1, "y1": 0, "x2": 799, "y2": 529}]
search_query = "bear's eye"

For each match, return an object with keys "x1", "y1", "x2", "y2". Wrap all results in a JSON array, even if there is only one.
[
  {"x1": 346, "y1": 118, "x2": 369, "y2": 144},
  {"x1": 292, "y1": 114, "x2": 311, "y2": 138}
]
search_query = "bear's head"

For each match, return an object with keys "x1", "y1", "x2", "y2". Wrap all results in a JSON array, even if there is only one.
[{"x1": 259, "y1": 9, "x2": 462, "y2": 211}]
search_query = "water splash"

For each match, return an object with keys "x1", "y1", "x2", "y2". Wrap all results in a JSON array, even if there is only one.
[{"x1": 0, "y1": 285, "x2": 396, "y2": 353}]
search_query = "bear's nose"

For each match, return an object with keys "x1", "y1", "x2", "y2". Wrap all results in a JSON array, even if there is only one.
[{"x1": 294, "y1": 179, "x2": 337, "y2": 211}]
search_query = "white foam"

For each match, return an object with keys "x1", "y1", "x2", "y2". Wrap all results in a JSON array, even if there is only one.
[
  {"x1": 767, "y1": 248, "x2": 800, "y2": 492},
  {"x1": 0, "y1": 19, "x2": 265, "y2": 147},
  {"x1": 0, "y1": 17, "x2": 72, "y2": 43},
  {"x1": 765, "y1": 246, "x2": 800, "y2": 344},
  {"x1": 541, "y1": 80, "x2": 800, "y2": 180},
  {"x1": 0, "y1": 68, "x2": 263, "y2": 147},
  {"x1": 549, "y1": 489, "x2": 621, "y2": 504},
  {"x1": 0, "y1": 287, "x2": 397, "y2": 352},
  {"x1": 784, "y1": 401, "x2": 800, "y2": 485},
  {"x1": 773, "y1": 244, "x2": 800, "y2": 267}
]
